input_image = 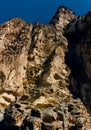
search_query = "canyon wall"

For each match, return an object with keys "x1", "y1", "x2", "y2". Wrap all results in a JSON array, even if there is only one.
[{"x1": 0, "y1": 6, "x2": 91, "y2": 130}]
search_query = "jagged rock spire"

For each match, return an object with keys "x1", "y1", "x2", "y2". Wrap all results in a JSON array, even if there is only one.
[{"x1": 50, "y1": 6, "x2": 77, "y2": 29}]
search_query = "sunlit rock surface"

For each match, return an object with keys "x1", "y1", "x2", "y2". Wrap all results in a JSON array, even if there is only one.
[{"x1": 0, "y1": 6, "x2": 91, "y2": 130}]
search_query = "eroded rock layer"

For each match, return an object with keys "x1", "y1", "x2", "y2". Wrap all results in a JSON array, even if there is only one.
[{"x1": 0, "y1": 6, "x2": 91, "y2": 130}]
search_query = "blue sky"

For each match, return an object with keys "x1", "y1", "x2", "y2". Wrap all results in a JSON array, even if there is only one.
[{"x1": 0, "y1": 0, "x2": 91, "y2": 23}]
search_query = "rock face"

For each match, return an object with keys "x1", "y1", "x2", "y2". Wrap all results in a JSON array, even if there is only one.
[
  {"x1": 50, "y1": 6, "x2": 77, "y2": 30},
  {"x1": 0, "y1": 18, "x2": 32, "y2": 103},
  {"x1": 0, "y1": 6, "x2": 91, "y2": 130},
  {"x1": 65, "y1": 11, "x2": 91, "y2": 106}
]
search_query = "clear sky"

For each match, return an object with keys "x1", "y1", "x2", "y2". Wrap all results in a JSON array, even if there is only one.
[{"x1": 0, "y1": 0, "x2": 91, "y2": 24}]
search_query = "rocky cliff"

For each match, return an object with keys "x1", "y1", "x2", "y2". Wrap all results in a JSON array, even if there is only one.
[{"x1": 0, "y1": 6, "x2": 91, "y2": 130}]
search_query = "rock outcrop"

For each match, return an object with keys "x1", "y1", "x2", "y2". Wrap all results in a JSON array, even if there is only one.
[
  {"x1": 50, "y1": 6, "x2": 77, "y2": 30},
  {"x1": 65, "y1": 11, "x2": 91, "y2": 107},
  {"x1": 0, "y1": 6, "x2": 91, "y2": 130}
]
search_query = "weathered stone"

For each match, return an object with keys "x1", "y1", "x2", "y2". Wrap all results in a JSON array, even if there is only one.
[
  {"x1": 65, "y1": 8, "x2": 91, "y2": 107},
  {"x1": 42, "y1": 109, "x2": 57, "y2": 123},
  {"x1": 0, "y1": 6, "x2": 90, "y2": 130},
  {"x1": 50, "y1": 6, "x2": 77, "y2": 30},
  {"x1": 31, "y1": 109, "x2": 41, "y2": 118},
  {"x1": 76, "y1": 117, "x2": 87, "y2": 127}
]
